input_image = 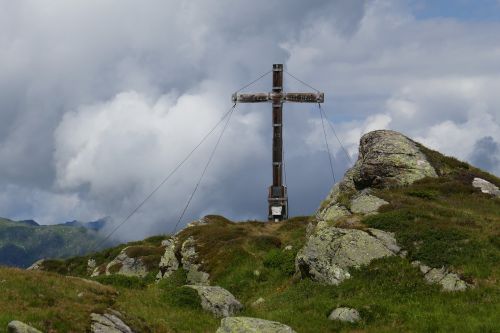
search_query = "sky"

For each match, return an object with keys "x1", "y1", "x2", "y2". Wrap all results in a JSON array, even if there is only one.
[{"x1": 0, "y1": 0, "x2": 499, "y2": 240}]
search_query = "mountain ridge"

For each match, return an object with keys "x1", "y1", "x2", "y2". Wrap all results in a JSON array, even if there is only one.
[{"x1": 0, "y1": 217, "x2": 113, "y2": 268}]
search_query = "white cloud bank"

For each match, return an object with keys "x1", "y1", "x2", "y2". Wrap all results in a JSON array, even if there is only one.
[{"x1": 0, "y1": 0, "x2": 499, "y2": 240}]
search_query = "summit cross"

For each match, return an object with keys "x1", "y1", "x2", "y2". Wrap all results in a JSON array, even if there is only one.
[{"x1": 232, "y1": 64, "x2": 324, "y2": 221}]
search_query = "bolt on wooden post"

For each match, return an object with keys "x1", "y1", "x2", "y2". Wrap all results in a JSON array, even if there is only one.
[{"x1": 233, "y1": 64, "x2": 324, "y2": 221}]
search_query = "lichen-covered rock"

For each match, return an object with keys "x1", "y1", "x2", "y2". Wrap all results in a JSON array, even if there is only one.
[
  {"x1": 350, "y1": 191, "x2": 388, "y2": 215},
  {"x1": 90, "y1": 310, "x2": 134, "y2": 333},
  {"x1": 353, "y1": 130, "x2": 437, "y2": 188},
  {"x1": 367, "y1": 228, "x2": 401, "y2": 253},
  {"x1": 412, "y1": 261, "x2": 469, "y2": 292},
  {"x1": 7, "y1": 321, "x2": 42, "y2": 333},
  {"x1": 296, "y1": 227, "x2": 400, "y2": 285},
  {"x1": 216, "y1": 317, "x2": 296, "y2": 333},
  {"x1": 317, "y1": 130, "x2": 437, "y2": 222},
  {"x1": 185, "y1": 285, "x2": 243, "y2": 317},
  {"x1": 26, "y1": 259, "x2": 45, "y2": 271},
  {"x1": 439, "y1": 272, "x2": 468, "y2": 291},
  {"x1": 181, "y1": 237, "x2": 210, "y2": 285},
  {"x1": 321, "y1": 203, "x2": 351, "y2": 221},
  {"x1": 328, "y1": 307, "x2": 361, "y2": 323},
  {"x1": 104, "y1": 247, "x2": 147, "y2": 278},
  {"x1": 156, "y1": 237, "x2": 179, "y2": 280},
  {"x1": 472, "y1": 177, "x2": 500, "y2": 197}
]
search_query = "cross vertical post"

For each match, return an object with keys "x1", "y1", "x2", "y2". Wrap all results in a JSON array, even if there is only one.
[
  {"x1": 270, "y1": 64, "x2": 287, "y2": 221},
  {"x1": 232, "y1": 64, "x2": 324, "y2": 221}
]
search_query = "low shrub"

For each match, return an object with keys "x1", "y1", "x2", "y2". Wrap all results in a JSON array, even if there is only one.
[
  {"x1": 167, "y1": 286, "x2": 202, "y2": 309},
  {"x1": 93, "y1": 274, "x2": 147, "y2": 289},
  {"x1": 263, "y1": 249, "x2": 296, "y2": 276},
  {"x1": 406, "y1": 189, "x2": 439, "y2": 200}
]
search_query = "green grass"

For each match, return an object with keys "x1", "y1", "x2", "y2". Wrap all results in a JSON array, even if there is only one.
[
  {"x1": 0, "y1": 267, "x2": 116, "y2": 332},
  {"x1": 365, "y1": 176, "x2": 500, "y2": 280}
]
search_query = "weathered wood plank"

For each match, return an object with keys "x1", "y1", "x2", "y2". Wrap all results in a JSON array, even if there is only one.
[
  {"x1": 232, "y1": 93, "x2": 270, "y2": 103},
  {"x1": 284, "y1": 92, "x2": 324, "y2": 103},
  {"x1": 233, "y1": 92, "x2": 324, "y2": 104}
]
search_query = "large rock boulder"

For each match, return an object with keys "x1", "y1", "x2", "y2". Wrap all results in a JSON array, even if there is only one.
[
  {"x1": 185, "y1": 285, "x2": 243, "y2": 317},
  {"x1": 318, "y1": 130, "x2": 437, "y2": 221},
  {"x1": 7, "y1": 321, "x2": 42, "y2": 333},
  {"x1": 296, "y1": 226, "x2": 401, "y2": 285},
  {"x1": 216, "y1": 317, "x2": 296, "y2": 333},
  {"x1": 353, "y1": 130, "x2": 437, "y2": 188}
]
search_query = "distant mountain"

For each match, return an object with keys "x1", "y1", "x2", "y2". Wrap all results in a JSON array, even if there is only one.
[
  {"x1": 16, "y1": 219, "x2": 39, "y2": 227},
  {"x1": 0, "y1": 217, "x2": 113, "y2": 268},
  {"x1": 61, "y1": 217, "x2": 109, "y2": 232}
]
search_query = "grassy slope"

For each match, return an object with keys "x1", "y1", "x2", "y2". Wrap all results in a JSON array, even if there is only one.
[
  {"x1": 0, "y1": 218, "x2": 109, "y2": 268},
  {"x1": 2, "y1": 147, "x2": 499, "y2": 333},
  {"x1": 0, "y1": 267, "x2": 116, "y2": 332}
]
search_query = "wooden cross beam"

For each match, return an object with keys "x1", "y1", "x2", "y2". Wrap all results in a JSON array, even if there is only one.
[{"x1": 232, "y1": 64, "x2": 324, "y2": 221}]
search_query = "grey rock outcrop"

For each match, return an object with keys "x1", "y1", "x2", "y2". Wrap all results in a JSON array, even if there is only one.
[
  {"x1": 26, "y1": 259, "x2": 45, "y2": 271},
  {"x1": 181, "y1": 237, "x2": 210, "y2": 285},
  {"x1": 472, "y1": 177, "x2": 500, "y2": 197},
  {"x1": 7, "y1": 321, "x2": 42, "y2": 333},
  {"x1": 216, "y1": 317, "x2": 296, "y2": 333},
  {"x1": 87, "y1": 259, "x2": 97, "y2": 275},
  {"x1": 155, "y1": 234, "x2": 211, "y2": 284},
  {"x1": 185, "y1": 285, "x2": 243, "y2": 317},
  {"x1": 412, "y1": 261, "x2": 469, "y2": 292},
  {"x1": 328, "y1": 307, "x2": 360, "y2": 323},
  {"x1": 90, "y1": 310, "x2": 134, "y2": 333},
  {"x1": 318, "y1": 130, "x2": 437, "y2": 221},
  {"x1": 296, "y1": 226, "x2": 401, "y2": 285},
  {"x1": 101, "y1": 247, "x2": 148, "y2": 278},
  {"x1": 156, "y1": 237, "x2": 179, "y2": 280},
  {"x1": 350, "y1": 191, "x2": 389, "y2": 215}
]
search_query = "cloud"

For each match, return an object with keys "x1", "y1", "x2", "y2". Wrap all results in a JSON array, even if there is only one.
[
  {"x1": 0, "y1": 0, "x2": 499, "y2": 240},
  {"x1": 469, "y1": 136, "x2": 500, "y2": 175}
]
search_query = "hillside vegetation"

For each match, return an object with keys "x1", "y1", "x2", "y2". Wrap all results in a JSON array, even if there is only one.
[{"x1": 1, "y1": 133, "x2": 499, "y2": 332}]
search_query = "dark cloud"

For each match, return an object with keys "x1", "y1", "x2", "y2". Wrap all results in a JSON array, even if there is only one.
[{"x1": 469, "y1": 136, "x2": 500, "y2": 173}]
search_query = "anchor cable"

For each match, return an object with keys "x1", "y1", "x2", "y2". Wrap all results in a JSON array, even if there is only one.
[
  {"x1": 286, "y1": 69, "x2": 352, "y2": 166},
  {"x1": 89, "y1": 103, "x2": 237, "y2": 252},
  {"x1": 319, "y1": 103, "x2": 336, "y2": 185},
  {"x1": 284, "y1": 70, "x2": 321, "y2": 93},
  {"x1": 172, "y1": 104, "x2": 237, "y2": 234},
  {"x1": 235, "y1": 70, "x2": 272, "y2": 93},
  {"x1": 319, "y1": 104, "x2": 353, "y2": 165}
]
